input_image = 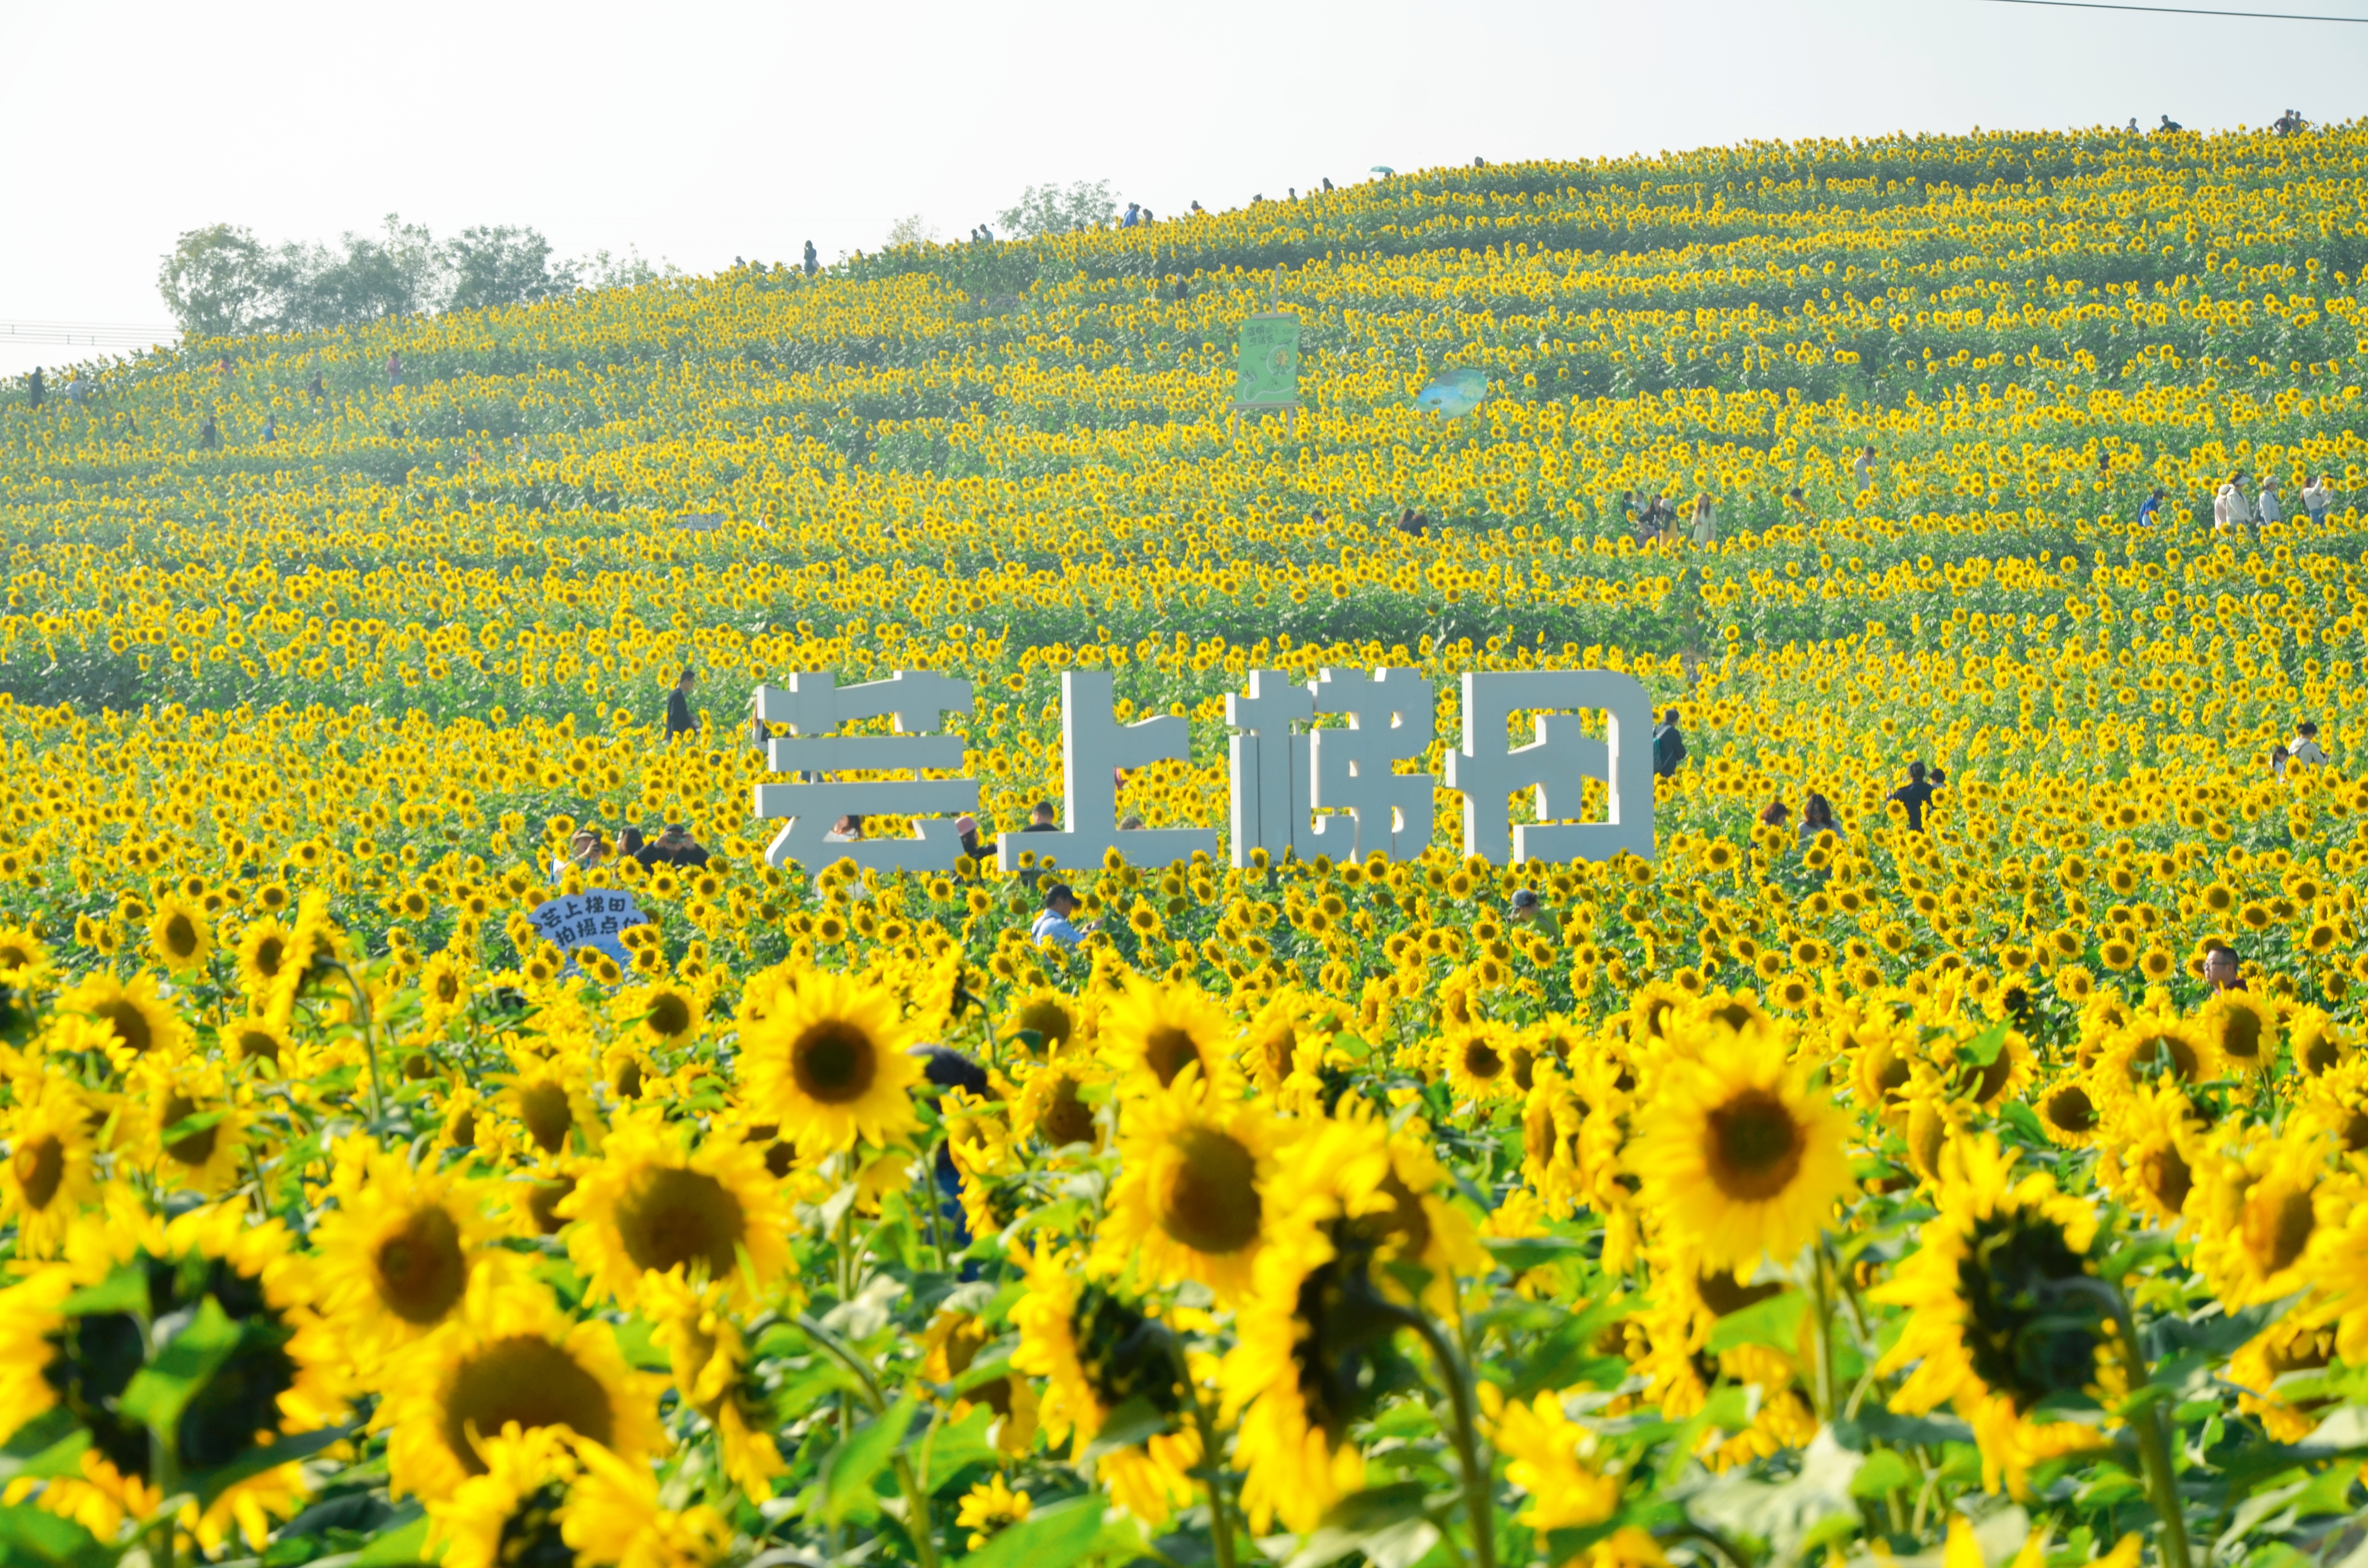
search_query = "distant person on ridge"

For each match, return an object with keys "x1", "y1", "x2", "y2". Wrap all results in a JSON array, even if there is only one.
[
  {"x1": 1887, "y1": 760, "x2": 1936, "y2": 833},
  {"x1": 1651, "y1": 710, "x2": 1686, "y2": 777},
  {"x1": 666, "y1": 668, "x2": 698, "y2": 743},
  {"x1": 803, "y1": 241, "x2": 818, "y2": 276},
  {"x1": 25, "y1": 368, "x2": 41, "y2": 409}
]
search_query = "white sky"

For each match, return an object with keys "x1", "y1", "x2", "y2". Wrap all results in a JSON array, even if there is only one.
[{"x1": 3, "y1": 0, "x2": 2365, "y2": 380}]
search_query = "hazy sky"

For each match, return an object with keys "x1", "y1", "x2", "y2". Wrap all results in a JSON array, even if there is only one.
[{"x1": 3, "y1": 0, "x2": 2364, "y2": 379}]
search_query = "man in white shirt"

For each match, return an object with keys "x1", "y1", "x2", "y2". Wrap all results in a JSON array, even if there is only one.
[
  {"x1": 1030, "y1": 883, "x2": 1092, "y2": 950},
  {"x1": 1852, "y1": 445, "x2": 1875, "y2": 496},
  {"x1": 2290, "y1": 722, "x2": 2330, "y2": 768},
  {"x1": 2257, "y1": 477, "x2": 2282, "y2": 527}
]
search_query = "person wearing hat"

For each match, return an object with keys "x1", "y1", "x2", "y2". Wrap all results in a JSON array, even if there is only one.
[
  {"x1": 1508, "y1": 887, "x2": 1562, "y2": 943},
  {"x1": 1031, "y1": 883, "x2": 1093, "y2": 950}
]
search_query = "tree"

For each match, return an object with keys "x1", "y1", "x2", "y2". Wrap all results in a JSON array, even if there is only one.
[
  {"x1": 578, "y1": 247, "x2": 674, "y2": 292},
  {"x1": 885, "y1": 214, "x2": 939, "y2": 248},
  {"x1": 447, "y1": 225, "x2": 578, "y2": 311},
  {"x1": 274, "y1": 214, "x2": 447, "y2": 331},
  {"x1": 158, "y1": 224, "x2": 270, "y2": 340},
  {"x1": 995, "y1": 181, "x2": 1117, "y2": 240}
]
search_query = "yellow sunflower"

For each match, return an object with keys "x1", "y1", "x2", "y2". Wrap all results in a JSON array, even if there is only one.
[
  {"x1": 2191, "y1": 1133, "x2": 2352, "y2": 1308},
  {"x1": 494, "y1": 1045, "x2": 605, "y2": 1158},
  {"x1": 146, "y1": 893, "x2": 213, "y2": 974},
  {"x1": 2091, "y1": 1017, "x2": 2216, "y2": 1109},
  {"x1": 920, "y1": 1309, "x2": 1041, "y2": 1459},
  {"x1": 1441, "y1": 1019, "x2": 1523, "y2": 1102},
  {"x1": 1098, "y1": 976, "x2": 1238, "y2": 1098},
  {"x1": 1219, "y1": 1115, "x2": 1400, "y2": 1533},
  {"x1": 0, "y1": 924, "x2": 54, "y2": 985},
  {"x1": 424, "y1": 1421, "x2": 578, "y2": 1568},
  {"x1": 560, "y1": 1107, "x2": 792, "y2": 1309},
  {"x1": 561, "y1": 1434, "x2": 734, "y2": 1568},
  {"x1": 380, "y1": 1267, "x2": 663, "y2": 1503},
  {"x1": 0, "y1": 1202, "x2": 344, "y2": 1549},
  {"x1": 1008, "y1": 1246, "x2": 1200, "y2": 1526},
  {"x1": 1630, "y1": 1020, "x2": 1854, "y2": 1273},
  {"x1": 1012, "y1": 1055, "x2": 1107, "y2": 1153},
  {"x1": 312, "y1": 1134, "x2": 512, "y2": 1372},
  {"x1": 0, "y1": 1076, "x2": 100, "y2": 1257},
  {"x1": 2198, "y1": 989, "x2": 2281, "y2": 1080},
  {"x1": 1871, "y1": 1135, "x2": 2114, "y2": 1498},
  {"x1": 644, "y1": 1272, "x2": 788, "y2": 1501},
  {"x1": 1097, "y1": 1072, "x2": 1283, "y2": 1303},
  {"x1": 131, "y1": 1057, "x2": 248, "y2": 1197},
  {"x1": 1003, "y1": 985, "x2": 1086, "y2": 1058},
  {"x1": 2095, "y1": 1083, "x2": 2208, "y2": 1228},
  {"x1": 612, "y1": 979, "x2": 705, "y2": 1050},
  {"x1": 2031, "y1": 1075, "x2": 2102, "y2": 1149},
  {"x1": 57, "y1": 970, "x2": 189, "y2": 1064},
  {"x1": 234, "y1": 915, "x2": 296, "y2": 1005},
  {"x1": 733, "y1": 968, "x2": 923, "y2": 1157}
]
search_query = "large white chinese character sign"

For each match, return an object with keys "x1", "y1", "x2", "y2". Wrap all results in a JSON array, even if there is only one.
[
  {"x1": 1225, "y1": 669, "x2": 1313, "y2": 868},
  {"x1": 1443, "y1": 670, "x2": 1654, "y2": 864},
  {"x1": 1308, "y1": 666, "x2": 1436, "y2": 861},
  {"x1": 751, "y1": 671, "x2": 976, "y2": 872},
  {"x1": 745, "y1": 663, "x2": 1657, "y2": 875},
  {"x1": 997, "y1": 670, "x2": 1216, "y2": 873}
]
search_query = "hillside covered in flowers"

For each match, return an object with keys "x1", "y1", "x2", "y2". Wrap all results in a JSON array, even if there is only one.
[{"x1": 0, "y1": 125, "x2": 2364, "y2": 1568}]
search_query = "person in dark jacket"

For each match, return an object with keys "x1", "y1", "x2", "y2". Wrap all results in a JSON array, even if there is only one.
[
  {"x1": 25, "y1": 368, "x2": 42, "y2": 408},
  {"x1": 1651, "y1": 710, "x2": 1686, "y2": 777},
  {"x1": 1887, "y1": 761, "x2": 1936, "y2": 833},
  {"x1": 665, "y1": 668, "x2": 698, "y2": 742}
]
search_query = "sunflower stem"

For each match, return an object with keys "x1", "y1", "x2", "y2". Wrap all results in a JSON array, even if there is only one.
[
  {"x1": 2098, "y1": 1282, "x2": 2195, "y2": 1568},
  {"x1": 1388, "y1": 1307, "x2": 1496, "y2": 1568},
  {"x1": 891, "y1": 1451, "x2": 942, "y2": 1568},
  {"x1": 329, "y1": 961, "x2": 384, "y2": 1139},
  {"x1": 1807, "y1": 1241, "x2": 1841, "y2": 1424},
  {"x1": 1166, "y1": 1334, "x2": 1240, "y2": 1568}
]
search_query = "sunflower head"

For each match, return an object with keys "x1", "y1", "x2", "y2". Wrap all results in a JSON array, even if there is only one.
[
  {"x1": 734, "y1": 969, "x2": 922, "y2": 1157},
  {"x1": 1099, "y1": 977, "x2": 1236, "y2": 1097},
  {"x1": 1631, "y1": 1019, "x2": 1854, "y2": 1273}
]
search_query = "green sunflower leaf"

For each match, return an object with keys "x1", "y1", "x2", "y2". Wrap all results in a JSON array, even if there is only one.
[
  {"x1": 823, "y1": 1395, "x2": 918, "y2": 1526},
  {"x1": 954, "y1": 1494, "x2": 1106, "y2": 1568}
]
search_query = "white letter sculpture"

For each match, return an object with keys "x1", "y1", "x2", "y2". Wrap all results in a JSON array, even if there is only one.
[
  {"x1": 997, "y1": 670, "x2": 1216, "y2": 872},
  {"x1": 1225, "y1": 669, "x2": 1313, "y2": 868},
  {"x1": 1442, "y1": 670, "x2": 1654, "y2": 865},
  {"x1": 1307, "y1": 667, "x2": 1436, "y2": 861},
  {"x1": 750, "y1": 671, "x2": 977, "y2": 872}
]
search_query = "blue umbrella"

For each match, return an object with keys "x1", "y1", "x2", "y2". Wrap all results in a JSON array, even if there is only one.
[
  {"x1": 1370, "y1": 166, "x2": 1395, "y2": 176},
  {"x1": 1415, "y1": 367, "x2": 1487, "y2": 418}
]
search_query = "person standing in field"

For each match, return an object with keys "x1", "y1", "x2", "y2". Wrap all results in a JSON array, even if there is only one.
[
  {"x1": 2289, "y1": 720, "x2": 2329, "y2": 768},
  {"x1": 1852, "y1": 444, "x2": 1875, "y2": 497},
  {"x1": 2303, "y1": 472, "x2": 2335, "y2": 527},
  {"x1": 2137, "y1": 487, "x2": 2162, "y2": 527},
  {"x1": 665, "y1": 668, "x2": 698, "y2": 743},
  {"x1": 2257, "y1": 474, "x2": 2283, "y2": 528},
  {"x1": 386, "y1": 351, "x2": 404, "y2": 389},
  {"x1": 25, "y1": 368, "x2": 41, "y2": 409},
  {"x1": 1690, "y1": 494, "x2": 1718, "y2": 547}
]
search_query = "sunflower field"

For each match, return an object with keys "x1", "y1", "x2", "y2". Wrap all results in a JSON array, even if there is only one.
[{"x1": 2, "y1": 122, "x2": 2368, "y2": 1568}]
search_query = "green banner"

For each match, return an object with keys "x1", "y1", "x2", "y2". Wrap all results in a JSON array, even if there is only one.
[{"x1": 1233, "y1": 313, "x2": 1301, "y2": 409}]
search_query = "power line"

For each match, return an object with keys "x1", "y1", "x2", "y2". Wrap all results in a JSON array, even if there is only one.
[
  {"x1": 1981, "y1": 0, "x2": 2368, "y2": 20},
  {"x1": 0, "y1": 320, "x2": 179, "y2": 350}
]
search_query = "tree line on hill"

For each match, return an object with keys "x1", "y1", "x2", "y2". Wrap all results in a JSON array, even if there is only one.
[{"x1": 158, "y1": 215, "x2": 673, "y2": 341}]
